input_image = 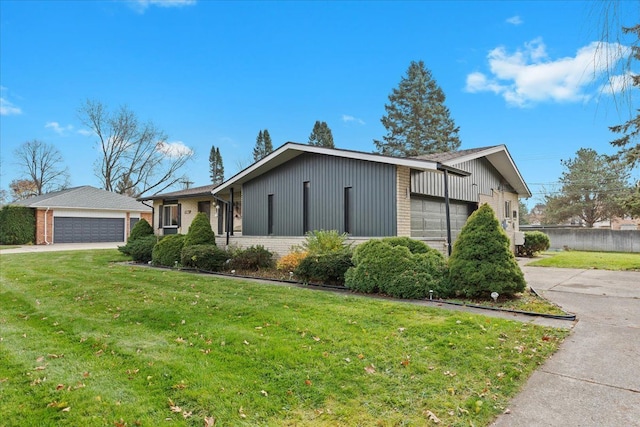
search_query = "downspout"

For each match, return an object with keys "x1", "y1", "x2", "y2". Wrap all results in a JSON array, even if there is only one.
[
  {"x1": 44, "y1": 207, "x2": 51, "y2": 245},
  {"x1": 443, "y1": 169, "x2": 452, "y2": 256}
]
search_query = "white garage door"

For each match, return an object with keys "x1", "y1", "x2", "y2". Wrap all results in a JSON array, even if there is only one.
[
  {"x1": 54, "y1": 217, "x2": 125, "y2": 243},
  {"x1": 411, "y1": 197, "x2": 475, "y2": 244}
]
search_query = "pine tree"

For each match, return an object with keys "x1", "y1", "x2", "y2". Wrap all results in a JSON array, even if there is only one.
[
  {"x1": 253, "y1": 129, "x2": 273, "y2": 161},
  {"x1": 374, "y1": 60, "x2": 461, "y2": 157},
  {"x1": 209, "y1": 145, "x2": 224, "y2": 185},
  {"x1": 308, "y1": 121, "x2": 335, "y2": 148}
]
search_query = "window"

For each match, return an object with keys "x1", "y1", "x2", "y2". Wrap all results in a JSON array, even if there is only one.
[
  {"x1": 267, "y1": 194, "x2": 274, "y2": 235},
  {"x1": 303, "y1": 181, "x2": 310, "y2": 234},
  {"x1": 344, "y1": 187, "x2": 352, "y2": 234},
  {"x1": 504, "y1": 201, "x2": 511, "y2": 219},
  {"x1": 163, "y1": 204, "x2": 179, "y2": 227}
]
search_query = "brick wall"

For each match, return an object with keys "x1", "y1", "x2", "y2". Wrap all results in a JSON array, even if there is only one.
[
  {"x1": 396, "y1": 166, "x2": 411, "y2": 237},
  {"x1": 35, "y1": 209, "x2": 53, "y2": 245}
]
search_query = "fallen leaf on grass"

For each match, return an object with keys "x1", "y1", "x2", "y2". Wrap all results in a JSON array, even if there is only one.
[
  {"x1": 34, "y1": 365, "x2": 47, "y2": 371},
  {"x1": 56, "y1": 384, "x2": 65, "y2": 391},
  {"x1": 238, "y1": 407, "x2": 246, "y2": 418},
  {"x1": 424, "y1": 409, "x2": 440, "y2": 423},
  {"x1": 204, "y1": 416, "x2": 216, "y2": 426},
  {"x1": 312, "y1": 336, "x2": 321, "y2": 342},
  {"x1": 182, "y1": 410, "x2": 192, "y2": 419},
  {"x1": 364, "y1": 364, "x2": 376, "y2": 374},
  {"x1": 304, "y1": 379, "x2": 312, "y2": 386},
  {"x1": 260, "y1": 390, "x2": 268, "y2": 397}
]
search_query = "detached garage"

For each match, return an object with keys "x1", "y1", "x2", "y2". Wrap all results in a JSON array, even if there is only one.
[{"x1": 12, "y1": 186, "x2": 152, "y2": 245}]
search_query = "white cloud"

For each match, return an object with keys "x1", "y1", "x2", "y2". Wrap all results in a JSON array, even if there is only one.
[
  {"x1": 506, "y1": 15, "x2": 523, "y2": 25},
  {"x1": 45, "y1": 121, "x2": 74, "y2": 135},
  {"x1": 0, "y1": 88, "x2": 22, "y2": 116},
  {"x1": 342, "y1": 114, "x2": 365, "y2": 125},
  {"x1": 157, "y1": 140, "x2": 193, "y2": 157},
  {"x1": 465, "y1": 38, "x2": 625, "y2": 107},
  {"x1": 600, "y1": 72, "x2": 633, "y2": 95},
  {"x1": 77, "y1": 129, "x2": 94, "y2": 136},
  {"x1": 132, "y1": 0, "x2": 196, "y2": 12}
]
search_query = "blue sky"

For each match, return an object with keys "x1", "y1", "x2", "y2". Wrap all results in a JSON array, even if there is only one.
[{"x1": 1, "y1": 0, "x2": 638, "y2": 208}]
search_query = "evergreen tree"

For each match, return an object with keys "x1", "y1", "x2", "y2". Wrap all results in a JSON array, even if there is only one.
[
  {"x1": 209, "y1": 145, "x2": 224, "y2": 185},
  {"x1": 374, "y1": 60, "x2": 461, "y2": 157},
  {"x1": 252, "y1": 130, "x2": 273, "y2": 161},
  {"x1": 308, "y1": 121, "x2": 335, "y2": 148},
  {"x1": 544, "y1": 148, "x2": 630, "y2": 227},
  {"x1": 448, "y1": 204, "x2": 525, "y2": 299}
]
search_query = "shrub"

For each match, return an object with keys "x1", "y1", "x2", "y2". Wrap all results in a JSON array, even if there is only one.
[
  {"x1": 448, "y1": 204, "x2": 525, "y2": 298},
  {"x1": 229, "y1": 245, "x2": 274, "y2": 271},
  {"x1": 517, "y1": 231, "x2": 550, "y2": 257},
  {"x1": 302, "y1": 230, "x2": 351, "y2": 254},
  {"x1": 127, "y1": 235, "x2": 158, "y2": 263},
  {"x1": 128, "y1": 218, "x2": 153, "y2": 242},
  {"x1": 0, "y1": 206, "x2": 35, "y2": 245},
  {"x1": 119, "y1": 219, "x2": 154, "y2": 256},
  {"x1": 381, "y1": 236, "x2": 431, "y2": 254},
  {"x1": 276, "y1": 250, "x2": 308, "y2": 272},
  {"x1": 345, "y1": 238, "x2": 448, "y2": 298},
  {"x1": 294, "y1": 251, "x2": 353, "y2": 286},
  {"x1": 183, "y1": 212, "x2": 216, "y2": 247},
  {"x1": 181, "y1": 244, "x2": 229, "y2": 272},
  {"x1": 152, "y1": 234, "x2": 185, "y2": 267}
]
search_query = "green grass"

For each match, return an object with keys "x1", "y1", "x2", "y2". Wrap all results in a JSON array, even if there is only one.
[
  {"x1": 527, "y1": 251, "x2": 640, "y2": 271},
  {"x1": 447, "y1": 291, "x2": 568, "y2": 316},
  {"x1": 0, "y1": 250, "x2": 568, "y2": 426}
]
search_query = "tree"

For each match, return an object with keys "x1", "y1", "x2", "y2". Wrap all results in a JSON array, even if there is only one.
[
  {"x1": 252, "y1": 129, "x2": 273, "y2": 161},
  {"x1": 518, "y1": 200, "x2": 530, "y2": 225},
  {"x1": 209, "y1": 145, "x2": 224, "y2": 185},
  {"x1": 308, "y1": 121, "x2": 335, "y2": 148},
  {"x1": 544, "y1": 148, "x2": 630, "y2": 227},
  {"x1": 13, "y1": 140, "x2": 69, "y2": 195},
  {"x1": 78, "y1": 99, "x2": 192, "y2": 197},
  {"x1": 9, "y1": 179, "x2": 39, "y2": 201},
  {"x1": 448, "y1": 204, "x2": 525, "y2": 298},
  {"x1": 374, "y1": 60, "x2": 461, "y2": 157}
]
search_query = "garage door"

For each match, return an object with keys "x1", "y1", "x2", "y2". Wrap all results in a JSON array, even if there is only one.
[
  {"x1": 411, "y1": 197, "x2": 476, "y2": 244},
  {"x1": 54, "y1": 217, "x2": 125, "y2": 243}
]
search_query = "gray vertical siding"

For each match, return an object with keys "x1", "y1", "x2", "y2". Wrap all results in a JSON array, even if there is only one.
[
  {"x1": 243, "y1": 153, "x2": 397, "y2": 236},
  {"x1": 411, "y1": 158, "x2": 512, "y2": 201}
]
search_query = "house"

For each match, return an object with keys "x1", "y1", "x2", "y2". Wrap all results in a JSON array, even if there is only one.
[
  {"x1": 12, "y1": 186, "x2": 152, "y2": 244},
  {"x1": 143, "y1": 142, "x2": 531, "y2": 256}
]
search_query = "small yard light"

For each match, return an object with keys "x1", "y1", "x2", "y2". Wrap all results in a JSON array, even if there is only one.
[
  {"x1": 429, "y1": 290, "x2": 433, "y2": 300},
  {"x1": 231, "y1": 269, "x2": 236, "y2": 275},
  {"x1": 289, "y1": 271, "x2": 294, "y2": 280},
  {"x1": 174, "y1": 261, "x2": 178, "y2": 268},
  {"x1": 491, "y1": 292, "x2": 499, "y2": 302}
]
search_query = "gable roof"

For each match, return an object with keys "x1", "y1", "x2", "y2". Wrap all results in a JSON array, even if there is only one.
[
  {"x1": 139, "y1": 184, "x2": 216, "y2": 201},
  {"x1": 12, "y1": 186, "x2": 152, "y2": 211},
  {"x1": 415, "y1": 145, "x2": 532, "y2": 197},
  {"x1": 211, "y1": 142, "x2": 467, "y2": 196}
]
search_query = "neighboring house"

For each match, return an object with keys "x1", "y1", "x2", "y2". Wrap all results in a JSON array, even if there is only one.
[
  {"x1": 12, "y1": 186, "x2": 152, "y2": 244},
  {"x1": 143, "y1": 142, "x2": 531, "y2": 255}
]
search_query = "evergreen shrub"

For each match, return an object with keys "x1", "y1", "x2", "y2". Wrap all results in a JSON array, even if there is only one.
[
  {"x1": 302, "y1": 229, "x2": 351, "y2": 254},
  {"x1": 517, "y1": 231, "x2": 550, "y2": 257},
  {"x1": 448, "y1": 204, "x2": 526, "y2": 298},
  {"x1": 181, "y1": 244, "x2": 229, "y2": 271},
  {"x1": 345, "y1": 238, "x2": 448, "y2": 298},
  {"x1": 152, "y1": 234, "x2": 185, "y2": 267},
  {"x1": 119, "y1": 219, "x2": 154, "y2": 256},
  {"x1": 229, "y1": 245, "x2": 274, "y2": 270},
  {"x1": 294, "y1": 251, "x2": 353, "y2": 286},
  {"x1": 381, "y1": 236, "x2": 431, "y2": 254},
  {"x1": 0, "y1": 206, "x2": 35, "y2": 245},
  {"x1": 127, "y1": 235, "x2": 158, "y2": 263},
  {"x1": 183, "y1": 212, "x2": 216, "y2": 247}
]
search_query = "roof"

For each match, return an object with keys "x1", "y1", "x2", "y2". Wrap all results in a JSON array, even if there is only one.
[
  {"x1": 211, "y1": 142, "x2": 467, "y2": 195},
  {"x1": 415, "y1": 145, "x2": 532, "y2": 197},
  {"x1": 12, "y1": 186, "x2": 152, "y2": 211},
  {"x1": 139, "y1": 183, "x2": 216, "y2": 201}
]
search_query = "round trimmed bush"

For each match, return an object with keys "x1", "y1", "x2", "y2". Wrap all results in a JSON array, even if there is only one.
[
  {"x1": 381, "y1": 236, "x2": 431, "y2": 254},
  {"x1": 152, "y1": 234, "x2": 185, "y2": 267},
  {"x1": 448, "y1": 204, "x2": 525, "y2": 298},
  {"x1": 181, "y1": 244, "x2": 229, "y2": 271},
  {"x1": 518, "y1": 231, "x2": 550, "y2": 257},
  {"x1": 276, "y1": 251, "x2": 308, "y2": 272},
  {"x1": 294, "y1": 250, "x2": 353, "y2": 286},
  {"x1": 229, "y1": 245, "x2": 274, "y2": 271},
  {"x1": 183, "y1": 212, "x2": 216, "y2": 247},
  {"x1": 128, "y1": 218, "x2": 153, "y2": 242}
]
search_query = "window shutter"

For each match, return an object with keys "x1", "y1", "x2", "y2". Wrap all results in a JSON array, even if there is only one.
[
  {"x1": 177, "y1": 204, "x2": 182, "y2": 228},
  {"x1": 158, "y1": 205, "x2": 163, "y2": 229}
]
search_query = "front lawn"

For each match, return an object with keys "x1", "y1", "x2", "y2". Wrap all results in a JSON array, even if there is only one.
[
  {"x1": 527, "y1": 251, "x2": 640, "y2": 271},
  {"x1": 0, "y1": 250, "x2": 567, "y2": 426}
]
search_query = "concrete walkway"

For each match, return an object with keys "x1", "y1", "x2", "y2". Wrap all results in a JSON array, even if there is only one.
[{"x1": 491, "y1": 265, "x2": 640, "y2": 427}]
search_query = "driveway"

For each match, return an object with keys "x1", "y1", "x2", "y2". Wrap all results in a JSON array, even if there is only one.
[
  {"x1": 491, "y1": 264, "x2": 640, "y2": 427},
  {"x1": 0, "y1": 242, "x2": 121, "y2": 254}
]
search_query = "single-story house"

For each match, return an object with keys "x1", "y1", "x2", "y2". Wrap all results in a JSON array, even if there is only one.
[
  {"x1": 142, "y1": 142, "x2": 531, "y2": 255},
  {"x1": 12, "y1": 186, "x2": 152, "y2": 244}
]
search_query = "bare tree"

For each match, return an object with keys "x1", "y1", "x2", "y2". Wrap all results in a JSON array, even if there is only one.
[
  {"x1": 9, "y1": 179, "x2": 39, "y2": 200},
  {"x1": 13, "y1": 140, "x2": 69, "y2": 195},
  {"x1": 78, "y1": 99, "x2": 193, "y2": 197}
]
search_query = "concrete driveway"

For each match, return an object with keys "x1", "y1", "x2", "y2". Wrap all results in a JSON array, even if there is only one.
[
  {"x1": 491, "y1": 264, "x2": 640, "y2": 427},
  {"x1": 0, "y1": 242, "x2": 121, "y2": 254}
]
